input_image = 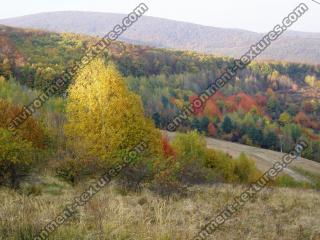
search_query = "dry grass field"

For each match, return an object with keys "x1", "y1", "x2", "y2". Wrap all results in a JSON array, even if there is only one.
[
  {"x1": 1, "y1": 134, "x2": 320, "y2": 240},
  {"x1": 0, "y1": 180, "x2": 320, "y2": 240}
]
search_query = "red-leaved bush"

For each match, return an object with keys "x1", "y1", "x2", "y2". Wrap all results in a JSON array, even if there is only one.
[{"x1": 161, "y1": 134, "x2": 176, "y2": 158}]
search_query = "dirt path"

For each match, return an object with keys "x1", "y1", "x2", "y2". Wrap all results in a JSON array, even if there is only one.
[{"x1": 165, "y1": 131, "x2": 320, "y2": 183}]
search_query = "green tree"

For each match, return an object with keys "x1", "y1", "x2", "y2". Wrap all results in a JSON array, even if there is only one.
[
  {"x1": 152, "y1": 112, "x2": 161, "y2": 128},
  {"x1": 262, "y1": 131, "x2": 278, "y2": 150},
  {"x1": 199, "y1": 117, "x2": 210, "y2": 133},
  {"x1": 191, "y1": 118, "x2": 201, "y2": 132},
  {"x1": 311, "y1": 141, "x2": 320, "y2": 163},
  {"x1": 171, "y1": 131, "x2": 209, "y2": 184},
  {"x1": 267, "y1": 97, "x2": 281, "y2": 118},
  {"x1": 283, "y1": 124, "x2": 302, "y2": 143},
  {"x1": 222, "y1": 116, "x2": 233, "y2": 134},
  {"x1": 247, "y1": 125, "x2": 263, "y2": 145},
  {"x1": 171, "y1": 131, "x2": 207, "y2": 163}
]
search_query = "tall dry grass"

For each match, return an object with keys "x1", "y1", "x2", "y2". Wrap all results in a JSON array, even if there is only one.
[{"x1": 0, "y1": 180, "x2": 319, "y2": 240}]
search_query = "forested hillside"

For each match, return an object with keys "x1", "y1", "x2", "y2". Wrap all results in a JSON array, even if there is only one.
[
  {"x1": 1, "y1": 12, "x2": 320, "y2": 64},
  {"x1": 1, "y1": 25, "x2": 320, "y2": 163}
]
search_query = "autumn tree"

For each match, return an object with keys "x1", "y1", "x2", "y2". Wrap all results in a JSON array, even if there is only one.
[
  {"x1": 0, "y1": 129, "x2": 33, "y2": 188},
  {"x1": 279, "y1": 112, "x2": 291, "y2": 126},
  {"x1": 0, "y1": 99, "x2": 46, "y2": 149},
  {"x1": 294, "y1": 112, "x2": 311, "y2": 127},
  {"x1": 0, "y1": 99, "x2": 46, "y2": 188},
  {"x1": 305, "y1": 75, "x2": 318, "y2": 88},
  {"x1": 65, "y1": 58, "x2": 161, "y2": 168},
  {"x1": 268, "y1": 70, "x2": 280, "y2": 89},
  {"x1": 208, "y1": 123, "x2": 217, "y2": 137}
]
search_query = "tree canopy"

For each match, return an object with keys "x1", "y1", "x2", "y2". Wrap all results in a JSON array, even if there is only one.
[{"x1": 65, "y1": 58, "x2": 161, "y2": 166}]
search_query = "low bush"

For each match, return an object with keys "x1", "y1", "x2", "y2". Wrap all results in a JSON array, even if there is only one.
[
  {"x1": 151, "y1": 131, "x2": 262, "y2": 194},
  {"x1": 275, "y1": 174, "x2": 311, "y2": 189},
  {"x1": 55, "y1": 157, "x2": 83, "y2": 185},
  {"x1": 234, "y1": 153, "x2": 261, "y2": 183},
  {"x1": 0, "y1": 128, "x2": 34, "y2": 188},
  {"x1": 205, "y1": 149, "x2": 236, "y2": 182},
  {"x1": 291, "y1": 167, "x2": 320, "y2": 189}
]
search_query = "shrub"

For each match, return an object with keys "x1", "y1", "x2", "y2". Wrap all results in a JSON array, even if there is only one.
[
  {"x1": 119, "y1": 161, "x2": 152, "y2": 192},
  {"x1": 290, "y1": 167, "x2": 320, "y2": 189},
  {"x1": 150, "y1": 155, "x2": 182, "y2": 195},
  {"x1": 150, "y1": 132, "x2": 210, "y2": 194},
  {"x1": 171, "y1": 131, "x2": 207, "y2": 165},
  {"x1": 161, "y1": 134, "x2": 175, "y2": 158},
  {"x1": 234, "y1": 153, "x2": 261, "y2": 183},
  {"x1": 55, "y1": 157, "x2": 82, "y2": 185},
  {"x1": 0, "y1": 128, "x2": 34, "y2": 188},
  {"x1": 150, "y1": 132, "x2": 263, "y2": 195},
  {"x1": 153, "y1": 132, "x2": 262, "y2": 190},
  {"x1": 275, "y1": 175, "x2": 311, "y2": 189},
  {"x1": 0, "y1": 99, "x2": 47, "y2": 149},
  {"x1": 205, "y1": 149, "x2": 236, "y2": 182},
  {"x1": 171, "y1": 131, "x2": 210, "y2": 184},
  {"x1": 0, "y1": 100, "x2": 47, "y2": 188},
  {"x1": 23, "y1": 184, "x2": 43, "y2": 196}
]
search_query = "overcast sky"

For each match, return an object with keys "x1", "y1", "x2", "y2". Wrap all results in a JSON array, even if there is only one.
[{"x1": 0, "y1": 0, "x2": 319, "y2": 33}]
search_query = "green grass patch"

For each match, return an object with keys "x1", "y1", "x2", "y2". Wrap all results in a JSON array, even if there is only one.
[
  {"x1": 275, "y1": 174, "x2": 312, "y2": 189},
  {"x1": 291, "y1": 166, "x2": 320, "y2": 190}
]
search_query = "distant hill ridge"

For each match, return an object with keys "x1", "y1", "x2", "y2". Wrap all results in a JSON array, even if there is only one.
[{"x1": 0, "y1": 11, "x2": 320, "y2": 64}]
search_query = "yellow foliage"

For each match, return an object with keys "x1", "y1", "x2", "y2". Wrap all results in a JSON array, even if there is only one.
[
  {"x1": 0, "y1": 128, "x2": 34, "y2": 187},
  {"x1": 205, "y1": 149, "x2": 237, "y2": 182},
  {"x1": 234, "y1": 153, "x2": 261, "y2": 183},
  {"x1": 65, "y1": 58, "x2": 161, "y2": 166}
]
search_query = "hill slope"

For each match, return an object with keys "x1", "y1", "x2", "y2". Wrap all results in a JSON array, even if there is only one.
[
  {"x1": 1, "y1": 11, "x2": 320, "y2": 64},
  {"x1": 1, "y1": 25, "x2": 320, "y2": 165}
]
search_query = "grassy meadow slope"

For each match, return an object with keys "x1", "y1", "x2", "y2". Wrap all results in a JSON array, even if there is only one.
[{"x1": 1, "y1": 181, "x2": 320, "y2": 240}]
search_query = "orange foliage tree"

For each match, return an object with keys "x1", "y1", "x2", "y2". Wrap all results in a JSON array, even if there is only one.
[
  {"x1": 0, "y1": 99, "x2": 46, "y2": 187},
  {"x1": 0, "y1": 100, "x2": 46, "y2": 148}
]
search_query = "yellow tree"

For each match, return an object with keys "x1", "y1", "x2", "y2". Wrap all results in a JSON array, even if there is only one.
[
  {"x1": 279, "y1": 112, "x2": 292, "y2": 126},
  {"x1": 305, "y1": 75, "x2": 317, "y2": 88},
  {"x1": 65, "y1": 59, "x2": 161, "y2": 167}
]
